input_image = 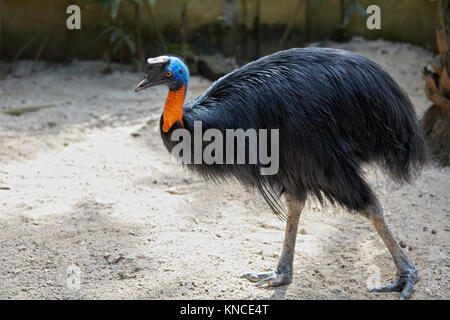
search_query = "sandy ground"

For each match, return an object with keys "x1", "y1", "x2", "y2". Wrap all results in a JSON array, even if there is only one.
[{"x1": 0, "y1": 38, "x2": 448, "y2": 300}]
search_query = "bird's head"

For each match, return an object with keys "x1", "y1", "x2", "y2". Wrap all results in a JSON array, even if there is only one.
[{"x1": 135, "y1": 55, "x2": 189, "y2": 93}]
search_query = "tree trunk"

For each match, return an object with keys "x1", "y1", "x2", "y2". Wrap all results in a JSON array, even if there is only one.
[
  {"x1": 240, "y1": 0, "x2": 249, "y2": 63},
  {"x1": 134, "y1": 2, "x2": 144, "y2": 70},
  {"x1": 279, "y1": 0, "x2": 303, "y2": 49},
  {"x1": 180, "y1": 1, "x2": 187, "y2": 59},
  {"x1": 143, "y1": 0, "x2": 166, "y2": 53},
  {"x1": 422, "y1": 0, "x2": 450, "y2": 165},
  {"x1": 0, "y1": 0, "x2": 3, "y2": 59},
  {"x1": 252, "y1": 0, "x2": 261, "y2": 60}
]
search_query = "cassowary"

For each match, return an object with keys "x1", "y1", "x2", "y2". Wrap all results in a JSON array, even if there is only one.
[{"x1": 135, "y1": 48, "x2": 426, "y2": 299}]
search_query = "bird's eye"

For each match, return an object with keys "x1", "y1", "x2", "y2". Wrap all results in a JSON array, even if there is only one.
[
  {"x1": 165, "y1": 71, "x2": 173, "y2": 78},
  {"x1": 179, "y1": 69, "x2": 183, "y2": 74}
]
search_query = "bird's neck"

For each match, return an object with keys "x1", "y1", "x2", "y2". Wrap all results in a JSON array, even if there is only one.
[{"x1": 162, "y1": 85, "x2": 186, "y2": 132}]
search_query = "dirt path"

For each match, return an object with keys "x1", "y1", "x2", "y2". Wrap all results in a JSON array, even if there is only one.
[{"x1": 0, "y1": 39, "x2": 448, "y2": 299}]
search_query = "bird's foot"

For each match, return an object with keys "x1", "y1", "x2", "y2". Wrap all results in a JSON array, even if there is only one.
[
  {"x1": 241, "y1": 269, "x2": 292, "y2": 287},
  {"x1": 370, "y1": 267, "x2": 420, "y2": 300}
]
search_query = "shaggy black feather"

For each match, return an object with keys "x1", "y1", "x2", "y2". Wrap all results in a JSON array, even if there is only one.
[{"x1": 160, "y1": 48, "x2": 427, "y2": 218}]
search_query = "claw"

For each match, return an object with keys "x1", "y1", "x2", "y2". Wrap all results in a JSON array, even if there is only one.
[
  {"x1": 242, "y1": 270, "x2": 292, "y2": 287},
  {"x1": 400, "y1": 279, "x2": 416, "y2": 300},
  {"x1": 256, "y1": 274, "x2": 279, "y2": 287},
  {"x1": 369, "y1": 279, "x2": 403, "y2": 293},
  {"x1": 370, "y1": 269, "x2": 420, "y2": 300},
  {"x1": 241, "y1": 272, "x2": 273, "y2": 283}
]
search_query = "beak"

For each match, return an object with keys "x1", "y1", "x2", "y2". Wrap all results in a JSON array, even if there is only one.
[
  {"x1": 134, "y1": 78, "x2": 152, "y2": 92},
  {"x1": 136, "y1": 56, "x2": 171, "y2": 92}
]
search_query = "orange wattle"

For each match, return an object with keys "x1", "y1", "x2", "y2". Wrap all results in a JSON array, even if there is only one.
[{"x1": 162, "y1": 85, "x2": 185, "y2": 132}]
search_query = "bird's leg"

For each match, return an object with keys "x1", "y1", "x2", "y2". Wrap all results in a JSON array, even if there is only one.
[
  {"x1": 242, "y1": 193, "x2": 305, "y2": 287},
  {"x1": 360, "y1": 201, "x2": 420, "y2": 300}
]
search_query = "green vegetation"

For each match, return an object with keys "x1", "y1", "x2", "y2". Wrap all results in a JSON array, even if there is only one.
[
  {"x1": 3, "y1": 105, "x2": 57, "y2": 116},
  {"x1": 95, "y1": 0, "x2": 167, "y2": 71}
]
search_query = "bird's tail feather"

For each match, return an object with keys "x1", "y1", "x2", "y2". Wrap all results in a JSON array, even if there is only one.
[
  {"x1": 256, "y1": 175, "x2": 287, "y2": 222},
  {"x1": 375, "y1": 90, "x2": 428, "y2": 184}
]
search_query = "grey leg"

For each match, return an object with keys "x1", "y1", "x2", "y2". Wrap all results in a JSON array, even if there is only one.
[
  {"x1": 242, "y1": 193, "x2": 305, "y2": 287},
  {"x1": 360, "y1": 201, "x2": 420, "y2": 300}
]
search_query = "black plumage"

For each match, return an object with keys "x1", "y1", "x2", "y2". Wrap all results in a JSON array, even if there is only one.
[
  {"x1": 136, "y1": 48, "x2": 427, "y2": 299},
  {"x1": 161, "y1": 48, "x2": 426, "y2": 218}
]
